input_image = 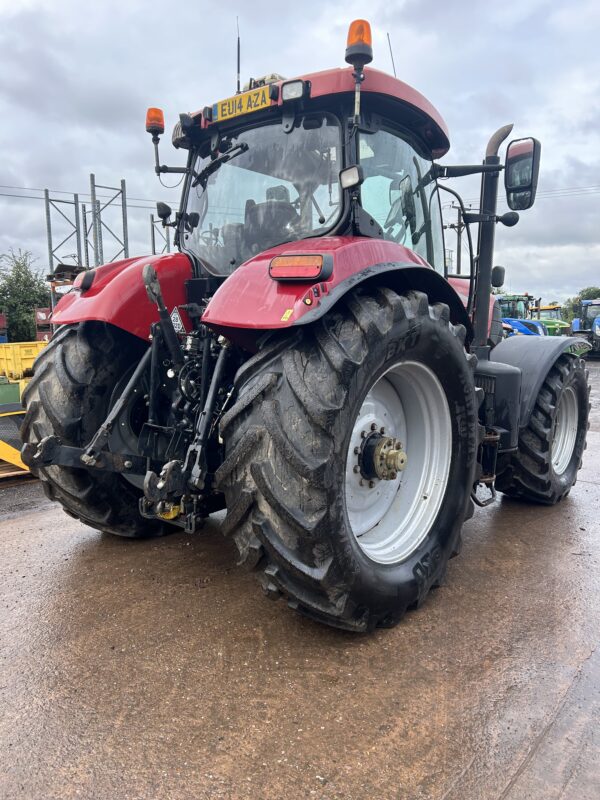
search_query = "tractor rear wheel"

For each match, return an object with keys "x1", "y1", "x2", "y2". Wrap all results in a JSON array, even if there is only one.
[
  {"x1": 21, "y1": 322, "x2": 164, "y2": 538},
  {"x1": 217, "y1": 288, "x2": 479, "y2": 631},
  {"x1": 496, "y1": 355, "x2": 589, "y2": 504}
]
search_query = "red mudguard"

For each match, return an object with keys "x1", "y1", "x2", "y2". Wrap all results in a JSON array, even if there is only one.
[
  {"x1": 202, "y1": 237, "x2": 431, "y2": 330},
  {"x1": 51, "y1": 239, "x2": 486, "y2": 347},
  {"x1": 51, "y1": 253, "x2": 194, "y2": 340}
]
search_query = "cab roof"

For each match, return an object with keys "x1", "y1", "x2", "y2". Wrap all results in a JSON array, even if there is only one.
[
  {"x1": 293, "y1": 66, "x2": 450, "y2": 158},
  {"x1": 192, "y1": 66, "x2": 450, "y2": 159}
]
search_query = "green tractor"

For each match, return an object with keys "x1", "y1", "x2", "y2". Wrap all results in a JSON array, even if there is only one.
[{"x1": 531, "y1": 303, "x2": 570, "y2": 336}]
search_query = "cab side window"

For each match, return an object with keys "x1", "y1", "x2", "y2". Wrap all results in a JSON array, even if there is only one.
[{"x1": 359, "y1": 128, "x2": 445, "y2": 273}]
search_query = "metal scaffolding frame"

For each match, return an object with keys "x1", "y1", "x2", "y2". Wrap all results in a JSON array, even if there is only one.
[
  {"x1": 150, "y1": 213, "x2": 171, "y2": 255},
  {"x1": 44, "y1": 190, "x2": 83, "y2": 271},
  {"x1": 84, "y1": 174, "x2": 129, "y2": 266},
  {"x1": 45, "y1": 175, "x2": 130, "y2": 271},
  {"x1": 45, "y1": 174, "x2": 184, "y2": 272}
]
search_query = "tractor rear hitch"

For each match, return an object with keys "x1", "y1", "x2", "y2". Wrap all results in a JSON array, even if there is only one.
[
  {"x1": 143, "y1": 337, "x2": 231, "y2": 506},
  {"x1": 22, "y1": 435, "x2": 155, "y2": 476}
]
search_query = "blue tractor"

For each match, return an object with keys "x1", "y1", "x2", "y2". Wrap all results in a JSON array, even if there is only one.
[
  {"x1": 498, "y1": 293, "x2": 546, "y2": 336},
  {"x1": 572, "y1": 299, "x2": 600, "y2": 355}
]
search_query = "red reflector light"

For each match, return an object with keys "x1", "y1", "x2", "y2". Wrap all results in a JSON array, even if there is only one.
[{"x1": 269, "y1": 254, "x2": 324, "y2": 281}]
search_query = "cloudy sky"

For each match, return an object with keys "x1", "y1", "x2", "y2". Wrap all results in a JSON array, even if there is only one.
[{"x1": 1, "y1": 0, "x2": 598, "y2": 300}]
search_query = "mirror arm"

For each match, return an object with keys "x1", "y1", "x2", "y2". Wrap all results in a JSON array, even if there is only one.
[
  {"x1": 437, "y1": 183, "x2": 476, "y2": 315},
  {"x1": 155, "y1": 165, "x2": 189, "y2": 176},
  {"x1": 432, "y1": 163, "x2": 504, "y2": 179},
  {"x1": 152, "y1": 134, "x2": 189, "y2": 176}
]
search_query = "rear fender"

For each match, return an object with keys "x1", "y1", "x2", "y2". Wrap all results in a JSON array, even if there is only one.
[
  {"x1": 490, "y1": 335, "x2": 591, "y2": 428},
  {"x1": 50, "y1": 253, "x2": 194, "y2": 341},
  {"x1": 202, "y1": 237, "x2": 472, "y2": 349}
]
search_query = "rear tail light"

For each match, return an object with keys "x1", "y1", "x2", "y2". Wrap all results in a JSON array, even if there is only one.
[{"x1": 269, "y1": 254, "x2": 331, "y2": 281}]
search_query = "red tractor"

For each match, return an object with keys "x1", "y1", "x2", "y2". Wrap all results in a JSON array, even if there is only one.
[{"x1": 22, "y1": 21, "x2": 591, "y2": 631}]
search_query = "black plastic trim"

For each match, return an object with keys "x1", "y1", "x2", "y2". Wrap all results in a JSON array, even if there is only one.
[{"x1": 490, "y1": 335, "x2": 591, "y2": 428}]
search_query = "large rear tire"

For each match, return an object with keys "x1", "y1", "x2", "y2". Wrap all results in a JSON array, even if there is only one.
[
  {"x1": 496, "y1": 355, "x2": 590, "y2": 504},
  {"x1": 21, "y1": 322, "x2": 164, "y2": 538},
  {"x1": 216, "y1": 288, "x2": 480, "y2": 631}
]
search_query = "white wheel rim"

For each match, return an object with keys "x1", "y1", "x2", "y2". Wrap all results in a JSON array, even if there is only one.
[
  {"x1": 552, "y1": 386, "x2": 578, "y2": 475},
  {"x1": 344, "y1": 361, "x2": 452, "y2": 565}
]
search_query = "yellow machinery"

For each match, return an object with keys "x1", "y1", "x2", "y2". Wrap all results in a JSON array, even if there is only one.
[
  {"x1": 0, "y1": 404, "x2": 27, "y2": 477},
  {"x1": 0, "y1": 341, "x2": 47, "y2": 478},
  {"x1": 0, "y1": 341, "x2": 46, "y2": 380}
]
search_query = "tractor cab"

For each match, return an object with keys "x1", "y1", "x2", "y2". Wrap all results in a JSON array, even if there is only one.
[
  {"x1": 498, "y1": 293, "x2": 546, "y2": 336},
  {"x1": 531, "y1": 303, "x2": 570, "y2": 336},
  {"x1": 178, "y1": 100, "x2": 446, "y2": 277},
  {"x1": 579, "y1": 299, "x2": 600, "y2": 329},
  {"x1": 157, "y1": 67, "x2": 449, "y2": 280},
  {"x1": 572, "y1": 299, "x2": 600, "y2": 354}
]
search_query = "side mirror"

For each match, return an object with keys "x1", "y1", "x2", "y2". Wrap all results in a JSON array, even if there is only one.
[
  {"x1": 186, "y1": 212, "x2": 200, "y2": 232},
  {"x1": 491, "y1": 265, "x2": 505, "y2": 288},
  {"x1": 505, "y1": 137, "x2": 541, "y2": 211},
  {"x1": 388, "y1": 176, "x2": 416, "y2": 227},
  {"x1": 156, "y1": 202, "x2": 172, "y2": 223}
]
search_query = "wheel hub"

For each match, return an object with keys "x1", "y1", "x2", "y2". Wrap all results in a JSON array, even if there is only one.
[
  {"x1": 344, "y1": 360, "x2": 452, "y2": 564},
  {"x1": 359, "y1": 432, "x2": 408, "y2": 482}
]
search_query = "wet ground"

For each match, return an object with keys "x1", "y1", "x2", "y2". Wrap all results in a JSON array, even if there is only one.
[{"x1": 1, "y1": 362, "x2": 599, "y2": 800}]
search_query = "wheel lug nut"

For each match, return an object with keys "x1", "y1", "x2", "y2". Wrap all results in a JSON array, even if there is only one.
[
  {"x1": 353, "y1": 465, "x2": 360, "y2": 473},
  {"x1": 359, "y1": 479, "x2": 364, "y2": 486},
  {"x1": 354, "y1": 446, "x2": 360, "y2": 454},
  {"x1": 370, "y1": 423, "x2": 377, "y2": 431},
  {"x1": 369, "y1": 480, "x2": 375, "y2": 488},
  {"x1": 380, "y1": 427, "x2": 385, "y2": 434},
  {"x1": 360, "y1": 431, "x2": 367, "y2": 439}
]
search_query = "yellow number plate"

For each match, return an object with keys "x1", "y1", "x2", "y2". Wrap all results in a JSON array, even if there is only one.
[{"x1": 212, "y1": 86, "x2": 271, "y2": 122}]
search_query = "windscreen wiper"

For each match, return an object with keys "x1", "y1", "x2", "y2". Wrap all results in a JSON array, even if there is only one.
[{"x1": 192, "y1": 142, "x2": 249, "y2": 188}]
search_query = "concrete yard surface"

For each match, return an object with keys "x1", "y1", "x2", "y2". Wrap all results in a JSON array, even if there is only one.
[{"x1": 1, "y1": 362, "x2": 599, "y2": 800}]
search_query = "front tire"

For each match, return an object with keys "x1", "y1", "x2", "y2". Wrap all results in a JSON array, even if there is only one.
[
  {"x1": 217, "y1": 288, "x2": 479, "y2": 631},
  {"x1": 21, "y1": 322, "x2": 164, "y2": 538},
  {"x1": 496, "y1": 355, "x2": 590, "y2": 504}
]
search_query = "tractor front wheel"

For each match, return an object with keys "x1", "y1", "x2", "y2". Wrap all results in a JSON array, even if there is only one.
[
  {"x1": 217, "y1": 288, "x2": 480, "y2": 631},
  {"x1": 496, "y1": 355, "x2": 590, "y2": 503}
]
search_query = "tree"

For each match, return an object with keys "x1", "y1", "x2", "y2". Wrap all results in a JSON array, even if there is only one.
[
  {"x1": 578, "y1": 286, "x2": 600, "y2": 302},
  {"x1": 0, "y1": 250, "x2": 51, "y2": 342}
]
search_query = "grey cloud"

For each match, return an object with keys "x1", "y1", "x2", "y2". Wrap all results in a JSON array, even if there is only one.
[{"x1": 0, "y1": 0, "x2": 598, "y2": 298}]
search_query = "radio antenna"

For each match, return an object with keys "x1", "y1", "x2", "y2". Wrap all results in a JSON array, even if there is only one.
[
  {"x1": 236, "y1": 17, "x2": 241, "y2": 94},
  {"x1": 387, "y1": 32, "x2": 397, "y2": 77}
]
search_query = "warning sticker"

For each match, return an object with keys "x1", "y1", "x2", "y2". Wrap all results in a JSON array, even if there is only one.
[
  {"x1": 170, "y1": 307, "x2": 186, "y2": 334},
  {"x1": 280, "y1": 308, "x2": 294, "y2": 322}
]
